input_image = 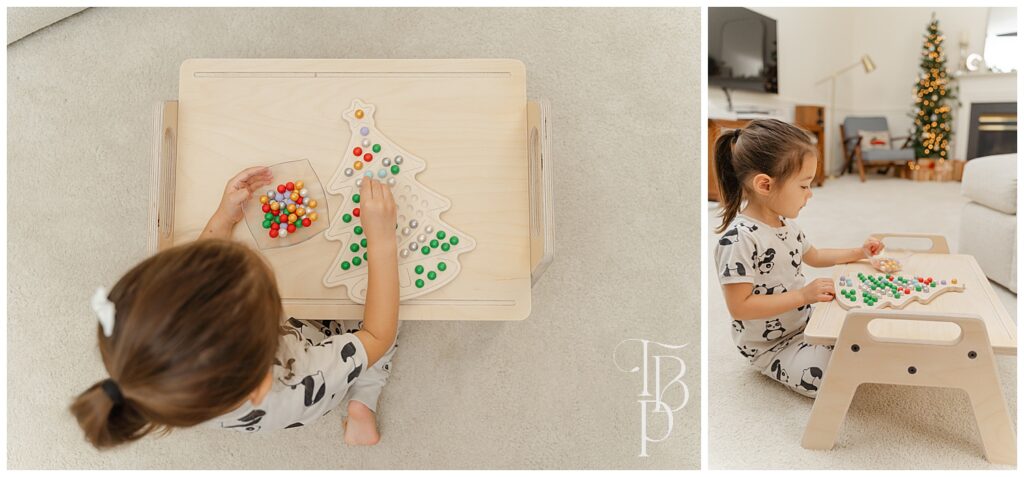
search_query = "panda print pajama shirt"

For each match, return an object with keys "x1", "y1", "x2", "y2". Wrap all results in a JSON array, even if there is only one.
[
  {"x1": 715, "y1": 214, "x2": 833, "y2": 398},
  {"x1": 203, "y1": 318, "x2": 397, "y2": 432}
]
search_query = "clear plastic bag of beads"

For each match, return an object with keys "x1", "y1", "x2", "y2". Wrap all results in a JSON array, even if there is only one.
[
  {"x1": 869, "y1": 255, "x2": 903, "y2": 273},
  {"x1": 243, "y1": 159, "x2": 330, "y2": 250}
]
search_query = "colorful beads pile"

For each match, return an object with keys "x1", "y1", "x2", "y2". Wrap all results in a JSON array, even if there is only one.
[
  {"x1": 870, "y1": 255, "x2": 902, "y2": 273},
  {"x1": 260, "y1": 180, "x2": 319, "y2": 239}
]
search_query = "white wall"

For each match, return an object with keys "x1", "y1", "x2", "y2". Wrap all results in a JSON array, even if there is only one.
[{"x1": 708, "y1": 7, "x2": 1005, "y2": 175}]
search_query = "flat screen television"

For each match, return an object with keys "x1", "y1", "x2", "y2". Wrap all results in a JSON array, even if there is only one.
[{"x1": 709, "y1": 7, "x2": 778, "y2": 94}]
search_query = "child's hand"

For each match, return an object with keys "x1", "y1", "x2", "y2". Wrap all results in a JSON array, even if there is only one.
[
  {"x1": 862, "y1": 237, "x2": 884, "y2": 258},
  {"x1": 217, "y1": 166, "x2": 274, "y2": 224},
  {"x1": 358, "y1": 178, "x2": 397, "y2": 247},
  {"x1": 800, "y1": 278, "x2": 835, "y2": 304}
]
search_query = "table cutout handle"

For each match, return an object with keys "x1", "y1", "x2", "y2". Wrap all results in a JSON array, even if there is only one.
[{"x1": 870, "y1": 233, "x2": 949, "y2": 254}]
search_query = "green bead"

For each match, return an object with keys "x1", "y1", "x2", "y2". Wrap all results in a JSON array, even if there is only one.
[
  {"x1": 363, "y1": 252, "x2": 367, "y2": 260},
  {"x1": 437, "y1": 231, "x2": 446, "y2": 240},
  {"x1": 430, "y1": 239, "x2": 439, "y2": 248},
  {"x1": 415, "y1": 279, "x2": 424, "y2": 288},
  {"x1": 350, "y1": 243, "x2": 360, "y2": 252},
  {"x1": 441, "y1": 243, "x2": 450, "y2": 252},
  {"x1": 915, "y1": 286, "x2": 922, "y2": 292},
  {"x1": 341, "y1": 261, "x2": 351, "y2": 270},
  {"x1": 352, "y1": 256, "x2": 362, "y2": 266},
  {"x1": 391, "y1": 165, "x2": 400, "y2": 175},
  {"x1": 274, "y1": 215, "x2": 281, "y2": 224},
  {"x1": 343, "y1": 214, "x2": 352, "y2": 223},
  {"x1": 360, "y1": 238, "x2": 367, "y2": 247},
  {"x1": 427, "y1": 271, "x2": 437, "y2": 280},
  {"x1": 438, "y1": 262, "x2": 447, "y2": 272},
  {"x1": 295, "y1": 220, "x2": 303, "y2": 229},
  {"x1": 415, "y1": 265, "x2": 424, "y2": 274},
  {"x1": 930, "y1": 282, "x2": 937, "y2": 287},
  {"x1": 850, "y1": 297, "x2": 856, "y2": 302},
  {"x1": 262, "y1": 220, "x2": 272, "y2": 229},
  {"x1": 354, "y1": 226, "x2": 363, "y2": 235},
  {"x1": 372, "y1": 144, "x2": 381, "y2": 153},
  {"x1": 894, "y1": 293, "x2": 901, "y2": 299},
  {"x1": 353, "y1": 194, "x2": 360, "y2": 204},
  {"x1": 450, "y1": 236, "x2": 459, "y2": 245},
  {"x1": 265, "y1": 212, "x2": 274, "y2": 220},
  {"x1": 422, "y1": 246, "x2": 430, "y2": 255}
]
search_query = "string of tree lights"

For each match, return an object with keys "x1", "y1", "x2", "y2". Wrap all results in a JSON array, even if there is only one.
[{"x1": 910, "y1": 14, "x2": 958, "y2": 161}]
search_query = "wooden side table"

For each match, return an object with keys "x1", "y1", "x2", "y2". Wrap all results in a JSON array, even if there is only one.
[{"x1": 802, "y1": 234, "x2": 1017, "y2": 465}]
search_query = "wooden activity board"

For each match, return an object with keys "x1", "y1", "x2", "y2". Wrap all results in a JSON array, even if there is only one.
[
  {"x1": 154, "y1": 59, "x2": 537, "y2": 321},
  {"x1": 834, "y1": 271, "x2": 965, "y2": 310}
]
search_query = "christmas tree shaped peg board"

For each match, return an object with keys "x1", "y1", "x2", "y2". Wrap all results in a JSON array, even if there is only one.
[
  {"x1": 322, "y1": 99, "x2": 476, "y2": 303},
  {"x1": 834, "y1": 272, "x2": 964, "y2": 310}
]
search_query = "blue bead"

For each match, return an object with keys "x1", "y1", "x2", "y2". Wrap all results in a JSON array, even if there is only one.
[
  {"x1": 360, "y1": 127, "x2": 369, "y2": 136},
  {"x1": 364, "y1": 171, "x2": 373, "y2": 178},
  {"x1": 378, "y1": 169, "x2": 387, "y2": 178},
  {"x1": 275, "y1": 193, "x2": 284, "y2": 201}
]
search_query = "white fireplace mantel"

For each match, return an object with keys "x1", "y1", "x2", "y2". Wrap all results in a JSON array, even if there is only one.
[{"x1": 953, "y1": 71, "x2": 1017, "y2": 160}]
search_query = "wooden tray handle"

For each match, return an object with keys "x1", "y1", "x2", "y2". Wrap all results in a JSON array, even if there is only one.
[{"x1": 870, "y1": 233, "x2": 949, "y2": 254}]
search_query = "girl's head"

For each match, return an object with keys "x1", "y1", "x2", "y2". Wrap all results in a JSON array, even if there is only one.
[
  {"x1": 714, "y1": 119, "x2": 818, "y2": 232},
  {"x1": 70, "y1": 239, "x2": 283, "y2": 449}
]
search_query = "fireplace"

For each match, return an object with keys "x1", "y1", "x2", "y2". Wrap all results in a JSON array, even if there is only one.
[{"x1": 966, "y1": 102, "x2": 1017, "y2": 160}]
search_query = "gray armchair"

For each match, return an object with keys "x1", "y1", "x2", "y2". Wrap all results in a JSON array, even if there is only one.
[{"x1": 840, "y1": 116, "x2": 916, "y2": 181}]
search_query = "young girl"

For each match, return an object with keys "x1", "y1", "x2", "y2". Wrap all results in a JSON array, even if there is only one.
[
  {"x1": 71, "y1": 166, "x2": 400, "y2": 448},
  {"x1": 713, "y1": 119, "x2": 883, "y2": 398}
]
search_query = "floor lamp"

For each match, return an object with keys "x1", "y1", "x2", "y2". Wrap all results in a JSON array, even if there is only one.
[{"x1": 815, "y1": 55, "x2": 876, "y2": 175}]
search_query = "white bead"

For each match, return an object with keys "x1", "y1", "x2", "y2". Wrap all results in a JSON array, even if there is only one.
[
  {"x1": 361, "y1": 138, "x2": 371, "y2": 147},
  {"x1": 279, "y1": 229, "x2": 288, "y2": 238},
  {"x1": 402, "y1": 227, "x2": 411, "y2": 236},
  {"x1": 417, "y1": 234, "x2": 426, "y2": 243},
  {"x1": 408, "y1": 242, "x2": 419, "y2": 251},
  {"x1": 267, "y1": 191, "x2": 275, "y2": 198},
  {"x1": 394, "y1": 155, "x2": 404, "y2": 165},
  {"x1": 424, "y1": 225, "x2": 433, "y2": 234},
  {"x1": 386, "y1": 177, "x2": 397, "y2": 186},
  {"x1": 400, "y1": 249, "x2": 410, "y2": 258},
  {"x1": 299, "y1": 188, "x2": 308, "y2": 197},
  {"x1": 382, "y1": 158, "x2": 392, "y2": 167},
  {"x1": 344, "y1": 168, "x2": 354, "y2": 177},
  {"x1": 409, "y1": 219, "x2": 418, "y2": 229}
]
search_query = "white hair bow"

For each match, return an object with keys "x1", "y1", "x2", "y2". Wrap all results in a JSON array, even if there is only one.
[{"x1": 91, "y1": 287, "x2": 116, "y2": 337}]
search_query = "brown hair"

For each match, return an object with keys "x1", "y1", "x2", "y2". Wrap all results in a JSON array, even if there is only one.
[
  {"x1": 70, "y1": 239, "x2": 283, "y2": 449},
  {"x1": 713, "y1": 119, "x2": 817, "y2": 233}
]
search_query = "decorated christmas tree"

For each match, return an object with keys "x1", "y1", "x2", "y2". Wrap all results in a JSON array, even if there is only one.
[
  {"x1": 321, "y1": 99, "x2": 476, "y2": 303},
  {"x1": 910, "y1": 14, "x2": 957, "y2": 160}
]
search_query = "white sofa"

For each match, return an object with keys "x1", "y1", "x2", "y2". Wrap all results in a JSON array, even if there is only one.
[{"x1": 959, "y1": 153, "x2": 1017, "y2": 292}]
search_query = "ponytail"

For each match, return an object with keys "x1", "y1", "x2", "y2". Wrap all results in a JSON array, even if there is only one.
[
  {"x1": 714, "y1": 129, "x2": 743, "y2": 233},
  {"x1": 70, "y1": 380, "x2": 154, "y2": 449},
  {"x1": 712, "y1": 119, "x2": 817, "y2": 234}
]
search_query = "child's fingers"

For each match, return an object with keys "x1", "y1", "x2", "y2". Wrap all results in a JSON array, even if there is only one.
[
  {"x1": 380, "y1": 180, "x2": 395, "y2": 205},
  {"x1": 360, "y1": 176, "x2": 372, "y2": 199}
]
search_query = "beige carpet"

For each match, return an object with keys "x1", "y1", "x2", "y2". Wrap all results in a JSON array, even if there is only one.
[
  {"x1": 708, "y1": 174, "x2": 1017, "y2": 469},
  {"x1": 7, "y1": 7, "x2": 701, "y2": 469}
]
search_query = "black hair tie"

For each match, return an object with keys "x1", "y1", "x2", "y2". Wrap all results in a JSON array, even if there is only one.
[{"x1": 101, "y1": 379, "x2": 125, "y2": 406}]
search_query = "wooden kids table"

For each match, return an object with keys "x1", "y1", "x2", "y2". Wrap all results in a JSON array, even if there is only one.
[
  {"x1": 147, "y1": 59, "x2": 553, "y2": 321},
  {"x1": 802, "y1": 234, "x2": 1017, "y2": 465}
]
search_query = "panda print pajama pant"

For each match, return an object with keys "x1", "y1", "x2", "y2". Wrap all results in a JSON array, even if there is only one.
[
  {"x1": 290, "y1": 317, "x2": 398, "y2": 414},
  {"x1": 758, "y1": 331, "x2": 834, "y2": 398}
]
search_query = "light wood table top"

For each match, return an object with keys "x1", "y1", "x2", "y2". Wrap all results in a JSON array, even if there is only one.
[{"x1": 805, "y1": 253, "x2": 1017, "y2": 355}]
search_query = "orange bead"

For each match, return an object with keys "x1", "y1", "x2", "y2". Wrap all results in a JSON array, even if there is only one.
[
  {"x1": 355, "y1": 109, "x2": 364, "y2": 119},
  {"x1": 270, "y1": 202, "x2": 280, "y2": 211},
  {"x1": 259, "y1": 195, "x2": 269, "y2": 204},
  {"x1": 295, "y1": 180, "x2": 304, "y2": 190},
  {"x1": 297, "y1": 207, "x2": 306, "y2": 216},
  {"x1": 308, "y1": 199, "x2": 318, "y2": 208},
  {"x1": 354, "y1": 161, "x2": 363, "y2": 170},
  {"x1": 287, "y1": 204, "x2": 296, "y2": 213},
  {"x1": 288, "y1": 213, "x2": 298, "y2": 223},
  {"x1": 309, "y1": 212, "x2": 319, "y2": 222},
  {"x1": 290, "y1": 192, "x2": 299, "y2": 201}
]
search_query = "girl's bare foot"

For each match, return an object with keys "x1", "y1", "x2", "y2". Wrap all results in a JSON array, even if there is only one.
[{"x1": 342, "y1": 400, "x2": 380, "y2": 446}]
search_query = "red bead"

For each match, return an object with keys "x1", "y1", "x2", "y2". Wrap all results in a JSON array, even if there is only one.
[
  {"x1": 277, "y1": 185, "x2": 286, "y2": 193},
  {"x1": 302, "y1": 218, "x2": 311, "y2": 227},
  {"x1": 271, "y1": 222, "x2": 280, "y2": 230},
  {"x1": 353, "y1": 207, "x2": 360, "y2": 217},
  {"x1": 269, "y1": 229, "x2": 279, "y2": 238},
  {"x1": 287, "y1": 224, "x2": 296, "y2": 233},
  {"x1": 262, "y1": 204, "x2": 271, "y2": 213},
  {"x1": 296, "y1": 197, "x2": 303, "y2": 205},
  {"x1": 353, "y1": 147, "x2": 363, "y2": 156},
  {"x1": 364, "y1": 153, "x2": 373, "y2": 162},
  {"x1": 286, "y1": 182, "x2": 295, "y2": 191}
]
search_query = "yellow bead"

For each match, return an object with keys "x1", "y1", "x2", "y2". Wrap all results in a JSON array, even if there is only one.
[
  {"x1": 287, "y1": 204, "x2": 296, "y2": 213},
  {"x1": 270, "y1": 202, "x2": 280, "y2": 211},
  {"x1": 290, "y1": 192, "x2": 299, "y2": 201},
  {"x1": 308, "y1": 199, "x2": 318, "y2": 208},
  {"x1": 951, "y1": 278, "x2": 957, "y2": 284},
  {"x1": 289, "y1": 213, "x2": 298, "y2": 223},
  {"x1": 309, "y1": 212, "x2": 319, "y2": 222},
  {"x1": 295, "y1": 180, "x2": 304, "y2": 190},
  {"x1": 259, "y1": 196, "x2": 269, "y2": 204},
  {"x1": 297, "y1": 207, "x2": 306, "y2": 216},
  {"x1": 355, "y1": 109, "x2": 364, "y2": 119},
  {"x1": 354, "y1": 161, "x2": 363, "y2": 170}
]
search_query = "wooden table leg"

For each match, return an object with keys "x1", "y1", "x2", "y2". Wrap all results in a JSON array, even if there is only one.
[{"x1": 801, "y1": 309, "x2": 1016, "y2": 465}]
